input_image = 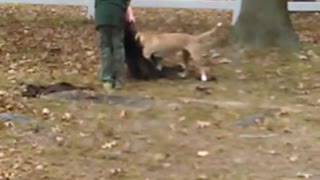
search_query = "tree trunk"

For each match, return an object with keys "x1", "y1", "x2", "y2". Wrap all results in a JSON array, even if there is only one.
[{"x1": 230, "y1": 0, "x2": 300, "y2": 49}]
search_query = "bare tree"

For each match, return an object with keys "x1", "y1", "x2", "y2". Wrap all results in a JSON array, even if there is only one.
[{"x1": 230, "y1": 0, "x2": 300, "y2": 49}]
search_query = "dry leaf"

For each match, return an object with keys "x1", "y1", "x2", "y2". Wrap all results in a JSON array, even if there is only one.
[
  {"x1": 266, "y1": 150, "x2": 278, "y2": 155},
  {"x1": 197, "y1": 151, "x2": 209, "y2": 157},
  {"x1": 197, "y1": 121, "x2": 211, "y2": 128},
  {"x1": 85, "y1": 50, "x2": 94, "y2": 56},
  {"x1": 153, "y1": 153, "x2": 167, "y2": 162},
  {"x1": 55, "y1": 136, "x2": 64, "y2": 146},
  {"x1": 101, "y1": 140, "x2": 117, "y2": 149},
  {"x1": 0, "y1": 90, "x2": 8, "y2": 96},
  {"x1": 51, "y1": 125, "x2": 62, "y2": 133},
  {"x1": 289, "y1": 155, "x2": 299, "y2": 162},
  {"x1": 298, "y1": 54, "x2": 308, "y2": 60},
  {"x1": 296, "y1": 172, "x2": 313, "y2": 178},
  {"x1": 0, "y1": 152, "x2": 5, "y2": 158},
  {"x1": 4, "y1": 121, "x2": 14, "y2": 128},
  {"x1": 178, "y1": 116, "x2": 186, "y2": 122},
  {"x1": 109, "y1": 168, "x2": 124, "y2": 176},
  {"x1": 197, "y1": 174, "x2": 209, "y2": 180},
  {"x1": 210, "y1": 52, "x2": 221, "y2": 58},
  {"x1": 42, "y1": 108, "x2": 50, "y2": 116},
  {"x1": 119, "y1": 110, "x2": 127, "y2": 119},
  {"x1": 35, "y1": 164, "x2": 44, "y2": 170},
  {"x1": 168, "y1": 103, "x2": 180, "y2": 110},
  {"x1": 169, "y1": 124, "x2": 176, "y2": 131},
  {"x1": 218, "y1": 58, "x2": 232, "y2": 64},
  {"x1": 79, "y1": 132, "x2": 89, "y2": 137},
  {"x1": 62, "y1": 112, "x2": 72, "y2": 121}
]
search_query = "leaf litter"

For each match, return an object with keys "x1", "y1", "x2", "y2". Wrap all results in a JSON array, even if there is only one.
[{"x1": 0, "y1": 4, "x2": 320, "y2": 180}]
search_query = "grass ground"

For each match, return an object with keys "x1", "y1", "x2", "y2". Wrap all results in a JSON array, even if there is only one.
[{"x1": 1, "y1": 4, "x2": 320, "y2": 180}]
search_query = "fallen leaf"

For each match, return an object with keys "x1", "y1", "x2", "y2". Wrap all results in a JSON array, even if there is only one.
[
  {"x1": 296, "y1": 172, "x2": 313, "y2": 178},
  {"x1": 197, "y1": 121, "x2": 211, "y2": 128},
  {"x1": 4, "y1": 121, "x2": 14, "y2": 128},
  {"x1": 79, "y1": 132, "x2": 89, "y2": 137},
  {"x1": 51, "y1": 125, "x2": 62, "y2": 133},
  {"x1": 35, "y1": 164, "x2": 44, "y2": 170},
  {"x1": 197, "y1": 174, "x2": 209, "y2": 180},
  {"x1": 178, "y1": 116, "x2": 186, "y2": 122},
  {"x1": 218, "y1": 58, "x2": 232, "y2": 64},
  {"x1": 55, "y1": 136, "x2": 64, "y2": 145},
  {"x1": 109, "y1": 168, "x2": 124, "y2": 176},
  {"x1": 42, "y1": 108, "x2": 50, "y2": 116},
  {"x1": 153, "y1": 153, "x2": 168, "y2": 162},
  {"x1": 197, "y1": 150, "x2": 209, "y2": 157},
  {"x1": 289, "y1": 155, "x2": 299, "y2": 162},
  {"x1": 119, "y1": 110, "x2": 127, "y2": 119},
  {"x1": 0, "y1": 90, "x2": 8, "y2": 96},
  {"x1": 168, "y1": 103, "x2": 180, "y2": 110},
  {"x1": 102, "y1": 140, "x2": 117, "y2": 149},
  {"x1": 0, "y1": 152, "x2": 5, "y2": 158},
  {"x1": 85, "y1": 50, "x2": 95, "y2": 56},
  {"x1": 61, "y1": 112, "x2": 72, "y2": 121},
  {"x1": 298, "y1": 54, "x2": 308, "y2": 60},
  {"x1": 266, "y1": 150, "x2": 278, "y2": 155}
]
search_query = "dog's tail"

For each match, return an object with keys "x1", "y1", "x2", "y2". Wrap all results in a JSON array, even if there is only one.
[{"x1": 196, "y1": 22, "x2": 223, "y2": 41}]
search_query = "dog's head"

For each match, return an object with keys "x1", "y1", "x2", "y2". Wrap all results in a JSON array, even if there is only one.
[
  {"x1": 134, "y1": 32, "x2": 154, "y2": 59},
  {"x1": 135, "y1": 32, "x2": 145, "y2": 47}
]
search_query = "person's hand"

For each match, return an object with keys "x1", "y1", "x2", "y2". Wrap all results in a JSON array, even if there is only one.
[{"x1": 125, "y1": 6, "x2": 135, "y2": 22}]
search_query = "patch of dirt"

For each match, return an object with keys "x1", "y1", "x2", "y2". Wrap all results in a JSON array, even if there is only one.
[{"x1": 1, "y1": 4, "x2": 320, "y2": 180}]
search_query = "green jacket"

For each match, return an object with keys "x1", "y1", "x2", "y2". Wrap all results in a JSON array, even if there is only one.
[{"x1": 94, "y1": 0, "x2": 130, "y2": 28}]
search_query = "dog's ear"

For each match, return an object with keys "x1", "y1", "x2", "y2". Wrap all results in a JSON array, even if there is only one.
[{"x1": 135, "y1": 32, "x2": 144, "y2": 45}]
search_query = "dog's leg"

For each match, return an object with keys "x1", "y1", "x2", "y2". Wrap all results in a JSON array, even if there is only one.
[
  {"x1": 156, "y1": 64, "x2": 163, "y2": 71},
  {"x1": 150, "y1": 53, "x2": 163, "y2": 71},
  {"x1": 188, "y1": 46, "x2": 209, "y2": 82},
  {"x1": 155, "y1": 59, "x2": 163, "y2": 71},
  {"x1": 178, "y1": 50, "x2": 190, "y2": 78},
  {"x1": 200, "y1": 68, "x2": 208, "y2": 82},
  {"x1": 198, "y1": 63, "x2": 210, "y2": 82}
]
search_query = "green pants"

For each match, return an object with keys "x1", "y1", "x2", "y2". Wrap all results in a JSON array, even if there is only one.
[{"x1": 97, "y1": 25, "x2": 125, "y2": 84}]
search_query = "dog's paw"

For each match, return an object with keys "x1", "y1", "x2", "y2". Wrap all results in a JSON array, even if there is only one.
[
  {"x1": 178, "y1": 71, "x2": 188, "y2": 79},
  {"x1": 196, "y1": 75, "x2": 217, "y2": 82},
  {"x1": 201, "y1": 74, "x2": 208, "y2": 82},
  {"x1": 156, "y1": 64, "x2": 163, "y2": 71}
]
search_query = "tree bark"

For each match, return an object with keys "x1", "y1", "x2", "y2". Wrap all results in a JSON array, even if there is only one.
[{"x1": 230, "y1": 0, "x2": 300, "y2": 49}]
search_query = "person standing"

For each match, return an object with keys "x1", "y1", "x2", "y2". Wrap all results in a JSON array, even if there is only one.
[{"x1": 94, "y1": 0, "x2": 132, "y2": 91}]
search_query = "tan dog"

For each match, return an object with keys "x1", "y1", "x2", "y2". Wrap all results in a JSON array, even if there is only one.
[{"x1": 135, "y1": 23, "x2": 222, "y2": 81}]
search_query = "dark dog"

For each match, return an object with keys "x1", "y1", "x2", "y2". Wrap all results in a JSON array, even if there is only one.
[{"x1": 124, "y1": 22, "x2": 184, "y2": 80}]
